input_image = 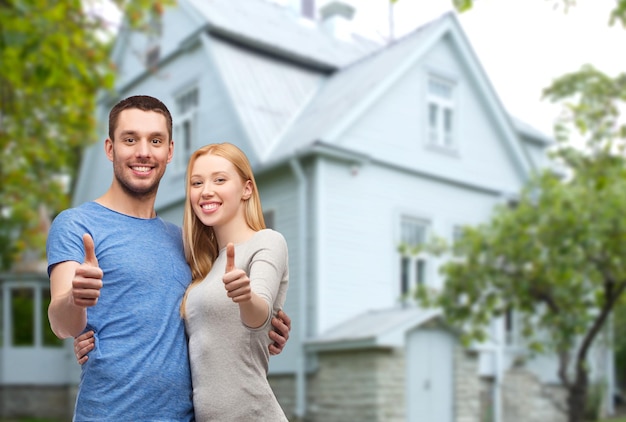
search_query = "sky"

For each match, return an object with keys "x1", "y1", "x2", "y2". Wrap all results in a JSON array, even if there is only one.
[{"x1": 325, "y1": 0, "x2": 626, "y2": 139}]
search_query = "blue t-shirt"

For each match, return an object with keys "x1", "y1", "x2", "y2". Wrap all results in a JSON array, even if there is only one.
[{"x1": 47, "y1": 202, "x2": 194, "y2": 421}]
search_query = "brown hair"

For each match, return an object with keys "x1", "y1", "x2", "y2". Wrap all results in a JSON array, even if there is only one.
[
  {"x1": 108, "y1": 95, "x2": 173, "y2": 141},
  {"x1": 180, "y1": 143, "x2": 265, "y2": 318}
]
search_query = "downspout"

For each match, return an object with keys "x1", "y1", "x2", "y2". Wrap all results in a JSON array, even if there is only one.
[
  {"x1": 494, "y1": 318, "x2": 504, "y2": 422},
  {"x1": 290, "y1": 157, "x2": 308, "y2": 420}
]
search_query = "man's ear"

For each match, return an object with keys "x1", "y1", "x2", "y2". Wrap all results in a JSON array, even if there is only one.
[
  {"x1": 167, "y1": 140, "x2": 174, "y2": 164},
  {"x1": 104, "y1": 138, "x2": 114, "y2": 162}
]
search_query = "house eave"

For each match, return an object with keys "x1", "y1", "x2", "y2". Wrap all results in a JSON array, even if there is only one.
[
  {"x1": 304, "y1": 337, "x2": 394, "y2": 353},
  {"x1": 257, "y1": 142, "x2": 516, "y2": 198}
]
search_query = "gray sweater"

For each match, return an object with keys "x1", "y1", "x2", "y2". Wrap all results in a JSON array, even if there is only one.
[{"x1": 184, "y1": 229, "x2": 289, "y2": 421}]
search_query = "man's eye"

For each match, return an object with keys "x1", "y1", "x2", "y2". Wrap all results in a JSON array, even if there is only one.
[
  {"x1": 152, "y1": 138, "x2": 162, "y2": 144},
  {"x1": 124, "y1": 138, "x2": 135, "y2": 143}
]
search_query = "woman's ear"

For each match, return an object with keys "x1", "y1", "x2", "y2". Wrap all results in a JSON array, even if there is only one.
[{"x1": 242, "y1": 180, "x2": 253, "y2": 200}]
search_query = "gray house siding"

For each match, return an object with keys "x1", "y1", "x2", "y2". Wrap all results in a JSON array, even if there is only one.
[
  {"x1": 335, "y1": 38, "x2": 525, "y2": 196},
  {"x1": 310, "y1": 151, "x2": 506, "y2": 334},
  {"x1": 256, "y1": 165, "x2": 302, "y2": 375}
]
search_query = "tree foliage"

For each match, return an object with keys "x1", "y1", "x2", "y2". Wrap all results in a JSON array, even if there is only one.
[{"x1": 0, "y1": 0, "x2": 170, "y2": 271}]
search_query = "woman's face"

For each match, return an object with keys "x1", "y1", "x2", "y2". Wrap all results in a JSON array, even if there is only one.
[{"x1": 188, "y1": 153, "x2": 251, "y2": 230}]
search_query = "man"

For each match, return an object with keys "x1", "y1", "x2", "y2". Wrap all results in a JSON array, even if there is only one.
[{"x1": 47, "y1": 95, "x2": 290, "y2": 421}]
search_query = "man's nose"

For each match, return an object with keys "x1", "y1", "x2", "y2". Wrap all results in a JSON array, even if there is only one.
[{"x1": 136, "y1": 139, "x2": 152, "y2": 157}]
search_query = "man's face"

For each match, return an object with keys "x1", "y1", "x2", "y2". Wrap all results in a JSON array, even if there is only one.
[{"x1": 106, "y1": 108, "x2": 173, "y2": 198}]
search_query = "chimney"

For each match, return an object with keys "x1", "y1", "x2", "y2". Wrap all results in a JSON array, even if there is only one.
[
  {"x1": 283, "y1": 0, "x2": 315, "y2": 20},
  {"x1": 302, "y1": 0, "x2": 315, "y2": 19},
  {"x1": 319, "y1": 1, "x2": 356, "y2": 41}
]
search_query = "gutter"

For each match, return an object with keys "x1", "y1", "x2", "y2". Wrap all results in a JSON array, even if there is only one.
[{"x1": 289, "y1": 157, "x2": 308, "y2": 419}]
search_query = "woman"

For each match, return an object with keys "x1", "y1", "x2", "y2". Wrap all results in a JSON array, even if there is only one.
[{"x1": 181, "y1": 143, "x2": 289, "y2": 421}]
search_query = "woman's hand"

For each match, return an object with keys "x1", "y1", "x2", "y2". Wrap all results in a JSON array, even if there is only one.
[{"x1": 74, "y1": 330, "x2": 95, "y2": 364}]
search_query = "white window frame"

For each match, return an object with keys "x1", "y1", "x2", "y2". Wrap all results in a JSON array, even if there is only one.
[
  {"x1": 172, "y1": 87, "x2": 199, "y2": 174},
  {"x1": 399, "y1": 216, "x2": 431, "y2": 298},
  {"x1": 427, "y1": 76, "x2": 457, "y2": 149}
]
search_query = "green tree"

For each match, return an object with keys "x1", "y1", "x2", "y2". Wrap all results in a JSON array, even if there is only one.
[{"x1": 0, "y1": 0, "x2": 170, "y2": 271}]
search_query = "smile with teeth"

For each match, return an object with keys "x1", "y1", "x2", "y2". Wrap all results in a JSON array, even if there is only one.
[
  {"x1": 131, "y1": 165, "x2": 153, "y2": 174},
  {"x1": 201, "y1": 203, "x2": 219, "y2": 210}
]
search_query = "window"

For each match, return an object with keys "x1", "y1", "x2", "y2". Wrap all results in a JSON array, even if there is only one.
[
  {"x1": 451, "y1": 225, "x2": 465, "y2": 257},
  {"x1": 427, "y1": 77, "x2": 456, "y2": 148},
  {"x1": 2, "y1": 284, "x2": 62, "y2": 348},
  {"x1": 399, "y1": 216, "x2": 430, "y2": 296},
  {"x1": 173, "y1": 87, "x2": 199, "y2": 174}
]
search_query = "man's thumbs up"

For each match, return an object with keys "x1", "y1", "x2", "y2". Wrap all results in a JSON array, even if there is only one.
[
  {"x1": 72, "y1": 233, "x2": 103, "y2": 308},
  {"x1": 83, "y1": 233, "x2": 99, "y2": 267}
]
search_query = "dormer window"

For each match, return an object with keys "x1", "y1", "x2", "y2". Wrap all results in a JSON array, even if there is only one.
[
  {"x1": 173, "y1": 87, "x2": 199, "y2": 174},
  {"x1": 427, "y1": 76, "x2": 456, "y2": 149}
]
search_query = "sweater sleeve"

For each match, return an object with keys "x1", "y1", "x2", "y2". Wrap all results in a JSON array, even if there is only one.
[{"x1": 247, "y1": 230, "x2": 289, "y2": 321}]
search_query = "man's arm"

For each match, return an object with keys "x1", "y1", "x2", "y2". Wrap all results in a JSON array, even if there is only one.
[{"x1": 48, "y1": 234, "x2": 103, "y2": 338}]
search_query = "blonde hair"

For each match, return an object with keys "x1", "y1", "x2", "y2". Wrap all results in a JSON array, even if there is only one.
[{"x1": 180, "y1": 143, "x2": 265, "y2": 318}]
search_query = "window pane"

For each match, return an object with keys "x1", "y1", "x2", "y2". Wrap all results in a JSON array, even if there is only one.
[
  {"x1": 401, "y1": 257, "x2": 410, "y2": 295},
  {"x1": 428, "y1": 103, "x2": 439, "y2": 143},
  {"x1": 416, "y1": 259, "x2": 426, "y2": 286},
  {"x1": 12, "y1": 288, "x2": 34, "y2": 346},
  {"x1": 401, "y1": 218, "x2": 427, "y2": 247},
  {"x1": 429, "y1": 103, "x2": 438, "y2": 128},
  {"x1": 183, "y1": 120, "x2": 191, "y2": 150},
  {"x1": 42, "y1": 288, "x2": 63, "y2": 347},
  {"x1": 452, "y1": 226, "x2": 464, "y2": 256},
  {"x1": 178, "y1": 88, "x2": 199, "y2": 113},
  {"x1": 428, "y1": 79, "x2": 452, "y2": 99},
  {"x1": 444, "y1": 108, "x2": 453, "y2": 146}
]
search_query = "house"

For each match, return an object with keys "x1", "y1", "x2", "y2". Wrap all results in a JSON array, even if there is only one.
[{"x1": 0, "y1": 0, "x2": 614, "y2": 421}]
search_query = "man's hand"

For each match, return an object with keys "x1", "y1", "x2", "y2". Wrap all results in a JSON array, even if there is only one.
[
  {"x1": 72, "y1": 234, "x2": 103, "y2": 308},
  {"x1": 269, "y1": 310, "x2": 291, "y2": 355}
]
